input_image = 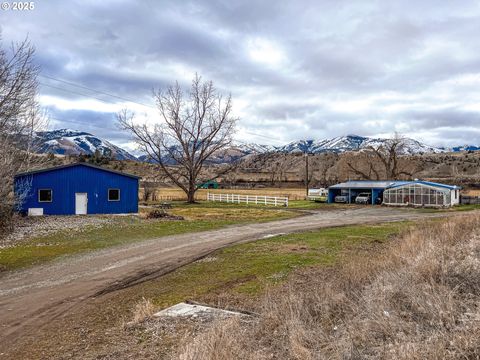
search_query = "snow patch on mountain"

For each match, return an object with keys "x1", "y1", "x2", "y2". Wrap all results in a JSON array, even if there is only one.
[
  {"x1": 234, "y1": 143, "x2": 277, "y2": 153},
  {"x1": 35, "y1": 129, "x2": 478, "y2": 164},
  {"x1": 274, "y1": 135, "x2": 445, "y2": 155},
  {"x1": 35, "y1": 129, "x2": 137, "y2": 161}
]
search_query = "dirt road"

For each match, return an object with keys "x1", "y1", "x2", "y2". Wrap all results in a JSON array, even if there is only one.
[{"x1": 0, "y1": 207, "x2": 450, "y2": 350}]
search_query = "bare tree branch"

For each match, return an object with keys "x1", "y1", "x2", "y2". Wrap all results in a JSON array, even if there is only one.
[
  {"x1": 343, "y1": 133, "x2": 417, "y2": 180},
  {"x1": 118, "y1": 74, "x2": 238, "y2": 202},
  {"x1": 0, "y1": 34, "x2": 44, "y2": 235}
]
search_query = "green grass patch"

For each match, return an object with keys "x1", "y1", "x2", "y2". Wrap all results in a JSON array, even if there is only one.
[
  {"x1": 0, "y1": 206, "x2": 298, "y2": 272},
  {"x1": 450, "y1": 204, "x2": 480, "y2": 211},
  {"x1": 162, "y1": 199, "x2": 349, "y2": 210},
  {"x1": 166, "y1": 200, "x2": 291, "y2": 210},
  {"x1": 141, "y1": 222, "x2": 410, "y2": 309}
]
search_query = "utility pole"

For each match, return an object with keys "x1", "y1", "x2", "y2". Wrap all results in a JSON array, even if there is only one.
[{"x1": 304, "y1": 152, "x2": 309, "y2": 198}]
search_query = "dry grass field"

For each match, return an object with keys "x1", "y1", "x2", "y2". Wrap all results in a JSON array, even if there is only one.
[
  {"x1": 144, "y1": 187, "x2": 310, "y2": 201},
  {"x1": 177, "y1": 214, "x2": 480, "y2": 359},
  {"x1": 463, "y1": 189, "x2": 480, "y2": 196}
]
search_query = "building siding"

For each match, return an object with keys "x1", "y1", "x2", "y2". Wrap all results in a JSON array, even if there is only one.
[{"x1": 15, "y1": 164, "x2": 139, "y2": 215}]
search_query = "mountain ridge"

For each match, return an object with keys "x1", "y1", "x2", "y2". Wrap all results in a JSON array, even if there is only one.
[
  {"x1": 270, "y1": 135, "x2": 445, "y2": 155},
  {"x1": 35, "y1": 129, "x2": 137, "y2": 161},
  {"x1": 34, "y1": 129, "x2": 478, "y2": 162}
]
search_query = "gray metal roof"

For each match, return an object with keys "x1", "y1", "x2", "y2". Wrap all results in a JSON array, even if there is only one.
[
  {"x1": 329, "y1": 180, "x2": 460, "y2": 190},
  {"x1": 388, "y1": 180, "x2": 460, "y2": 190},
  {"x1": 329, "y1": 180, "x2": 409, "y2": 189}
]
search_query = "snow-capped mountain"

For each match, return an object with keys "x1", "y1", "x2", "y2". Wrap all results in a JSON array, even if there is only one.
[
  {"x1": 137, "y1": 143, "x2": 275, "y2": 164},
  {"x1": 234, "y1": 143, "x2": 277, "y2": 153},
  {"x1": 271, "y1": 135, "x2": 445, "y2": 155},
  {"x1": 34, "y1": 129, "x2": 477, "y2": 163},
  {"x1": 35, "y1": 129, "x2": 137, "y2": 161}
]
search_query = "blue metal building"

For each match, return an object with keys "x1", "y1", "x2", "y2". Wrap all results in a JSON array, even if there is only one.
[
  {"x1": 327, "y1": 180, "x2": 408, "y2": 205},
  {"x1": 14, "y1": 163, "x2": 140, "y2": 215}
]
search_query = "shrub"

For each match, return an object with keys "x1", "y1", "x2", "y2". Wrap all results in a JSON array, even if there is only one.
[
  {"x1": 146, "y1": 209, "x2": 168, "y2": 219},
  {"x1": 131, "y1": 298, "x2": 156, "y2": 324},
  {"x1": 177, "y1": 215, "x2": 480, "y2": 359},
  {"x1": 146, "y1": 209, "x2": 184, "y2": 220}
]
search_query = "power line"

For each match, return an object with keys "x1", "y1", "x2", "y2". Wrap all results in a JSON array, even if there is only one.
[
  {"x1": 39, "y1": 75, "x2": 284, "y2": 147},
  {"x1": 48, "y1": 116, "x2": 119, "y2": 132},
  {"x1": 39, "y1": 74, "x2": 285, "y2": 142},
  {"x1": 39, "y1": 82, "x2": 122, "y2": 106},
  {"x1": 242, "y1": 130, "x2": 285, "y2": 144},
  {"x1": 39, "y1": 74, "x2": 156, "y2": 109},
  {"x1": 49, "y1": 116, "x2": 265, "y2": 150},
  {"x1": 39, "y1": 75, "x2": 283, "y2": 143},
  {"x1": 45, "y1": 117, "x2": 263, "y2": 162}
]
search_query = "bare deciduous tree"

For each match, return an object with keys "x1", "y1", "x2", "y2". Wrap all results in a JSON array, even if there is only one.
[
  {"x1": 141, "y1": 181, "x2": 157, "y2": 202},
  {"x1": 345, "y1": 133, "x2": 418, "y2": 180},
  {"x1": 313, "y1": 153, "x2": 339, "y2": 187},
  {"x1": 265, "y1": 153, "x2": 289, "y2": 185},
  {"x1": 0, "y1": 35, "x2": 44, "y2": 235},
  {"x1": 119, "y1": 74, "x2": 237, "y2": 203}
]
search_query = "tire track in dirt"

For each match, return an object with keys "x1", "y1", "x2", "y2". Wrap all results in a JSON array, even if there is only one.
[{"x1": 0, "y1": 207, "x2": 457, "y2": 351}]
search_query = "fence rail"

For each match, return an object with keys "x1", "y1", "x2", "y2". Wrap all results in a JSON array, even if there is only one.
[{"x1": 207, "y1": 192, "x2": 289, "y2": 207}]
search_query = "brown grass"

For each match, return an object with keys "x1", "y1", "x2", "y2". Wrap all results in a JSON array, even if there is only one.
[
  {"x1": 143, "y1": 187, "x2": 309, "y2": 201},
  {"x1": 131, "y1": 297, "x2": 156, "y2": 324},
  {"x1": 463, "y1": 189, "x2": 480, "y2": 196},
  {"x1": 176, "y1": 214, "x2": 480, "y2": 359}
]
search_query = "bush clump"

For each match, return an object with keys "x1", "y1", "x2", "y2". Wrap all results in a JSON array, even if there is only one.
[
  {"x1": 146, "y1": 209, "x2": 184, "y2": 220},
  {"x1": 177, "y1": 215, "x2": 480, "y2": 359}
]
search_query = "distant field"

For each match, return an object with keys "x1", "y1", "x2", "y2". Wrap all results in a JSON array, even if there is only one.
[
  {"x1": 463, "y1": 189, "x2": 480, "y2": 196},
  {"x1": 147, "y1": 187, "x2": 309, "y2": 201}
]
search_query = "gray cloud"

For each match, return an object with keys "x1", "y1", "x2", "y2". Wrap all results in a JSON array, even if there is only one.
[
  {"x1": 404, "y1": 109, "x2": 480, "y2": 128},
  {"x1": 1, "y1": 0, "x2": 480, "y2": 147}
]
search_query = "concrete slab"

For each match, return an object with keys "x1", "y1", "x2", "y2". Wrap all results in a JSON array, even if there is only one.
[{"x1": 154, "y1": 302, "x2": 244, "y2": 319}]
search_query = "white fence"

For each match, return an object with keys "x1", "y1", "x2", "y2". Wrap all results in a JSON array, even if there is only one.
[{"x1": 207, "y1": 192, "x2": 289, "y2": 207}]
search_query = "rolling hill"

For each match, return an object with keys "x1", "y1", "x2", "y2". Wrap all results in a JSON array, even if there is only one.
[{"x1": 34, "y1": 129, "x2": 478, "y2": 162}]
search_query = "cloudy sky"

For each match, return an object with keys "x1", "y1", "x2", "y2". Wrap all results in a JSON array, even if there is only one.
[{"x1": 2, "y1": 0, "x2": 480, "y2": 150}]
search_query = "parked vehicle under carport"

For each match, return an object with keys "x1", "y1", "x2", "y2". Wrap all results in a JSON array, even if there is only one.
[
  {"x1": 328, "y1": 181, "x2": 401, "y2": 205},
  {"x1": 334, "y1": 194, "x2": 349, "y2": 203},
  {"x1": 355, "y1": 192, "x2": 372, "y2": 204}
]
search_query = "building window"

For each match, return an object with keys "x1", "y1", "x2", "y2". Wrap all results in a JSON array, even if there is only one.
[
  {"x1": 384, "y1": 184, "x2": 448, "y2": 207},
  {"x1": 108, "y1": 189, "x2": 120, "y2": 201},
  {"x1": 38, "y1": 189, "x2": 52, "y2": 202}
]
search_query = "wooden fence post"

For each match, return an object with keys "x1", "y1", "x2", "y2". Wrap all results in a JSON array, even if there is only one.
[{"x1": 203, "y1": 193, "x2": 289, "y2": 207}]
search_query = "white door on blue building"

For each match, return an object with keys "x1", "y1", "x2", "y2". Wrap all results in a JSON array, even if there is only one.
[{"x1": 75, "y1": 193, "x2": 88, "y2": 215}]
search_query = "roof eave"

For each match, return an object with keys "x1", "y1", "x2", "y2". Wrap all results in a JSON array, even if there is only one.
[{"x1": 14, "y1": 162, "x2": 141, "y2": 179}]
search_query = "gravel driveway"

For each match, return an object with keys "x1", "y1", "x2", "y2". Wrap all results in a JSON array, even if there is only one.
[{"x1": 0, "y1": 207, "x2": 455, "y2": 353}]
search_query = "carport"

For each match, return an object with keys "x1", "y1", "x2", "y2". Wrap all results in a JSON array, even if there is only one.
[{"x1": 328, "y1": 181, "x2": 408, "y2": 205}]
